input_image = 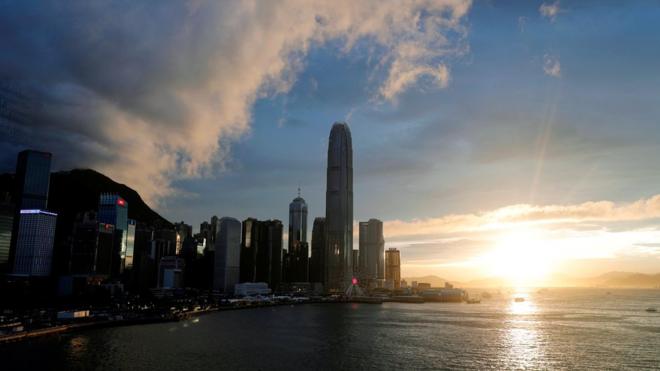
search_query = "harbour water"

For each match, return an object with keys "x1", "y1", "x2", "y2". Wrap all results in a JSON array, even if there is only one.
[{"x1": 2, "y1": 288, "x2": 660, "y2": 370}]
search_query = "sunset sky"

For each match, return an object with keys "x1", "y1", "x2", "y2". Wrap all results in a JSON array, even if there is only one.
[{"x1": 2, "y1": 1, "x2": 660, "y2": 283}]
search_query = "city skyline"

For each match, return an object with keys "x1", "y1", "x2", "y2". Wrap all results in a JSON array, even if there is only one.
[{"x1": 2, "y1": 1, "x2": 660, "y2": 285}]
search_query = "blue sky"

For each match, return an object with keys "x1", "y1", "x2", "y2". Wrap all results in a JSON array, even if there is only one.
[{"x1": 2, "y1": 0, "x2": 660, "y2": 281}]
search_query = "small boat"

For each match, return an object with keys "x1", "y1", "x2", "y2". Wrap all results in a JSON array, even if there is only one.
[
  {"x1": 646, "y1": 308, "x2": 657, "y2": 313},
  {"x1": 514, "y1": 297, "x2": 525, "y2": 303},
  {"x1": 466, "y1": 298, "x2": 480, "y2": 304}
]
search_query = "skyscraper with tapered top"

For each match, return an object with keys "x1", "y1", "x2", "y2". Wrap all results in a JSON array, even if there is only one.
[{"x1": 324, "y1": 122, "x2": 353, "y2": 293}]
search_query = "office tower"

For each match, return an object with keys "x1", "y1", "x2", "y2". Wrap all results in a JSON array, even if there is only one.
[
  {"x1": 14, "y1": 150, "x2": 52, "y2": 210},
  {"x1": 359, "y1": 219, "x2": 385, "y2": 287},
  {"x1": 9, "y1": 150, "x2": 52, "y2": 271},
  {"x1": 309, "y1": 217, "x2": 326, "y2": 283},
  {"x1": 240, "y1": 218, "x2": 259, "y2": 282},
  {"x1": 352, "y1": 249, "x2": 359, "y2": 277},
  {"x1": 287, "y1": 191, "x2": 309, "y2": 282},
  {"x1": 158, "y1": 256, "x2": 185, "y2": 289},
  {"x1": 209, "y1": 215, "x2": 219, "y2": 251},
  {"x1": 174, "y1": 221, "x2": 192, "y2": 255},
  {"x1": 385, "y1": 248, "x2": 401, "y2": 289},
  {"x1": 256, "y1": 220, "x2": 283, "y2": 290},
  {"x1": 240, "y1": 218, "x2": 283, "y2": 290},
  {"x1": 94, "y1": 223, "x2": 118, "y2": 276},
  {"x1": 124, "y1": 219, "x2": 136, "y2": 270},
  {"x1": 98, "y1": 193, "x2": 128, "y2": 276},
  {"x1": 213, "y1": 217, "x2": 241, "y2": 294},
  {"x1": 12, "y1": 209, "x2": 57, "y2": 276},
  {"x1": 0, "y1": 193, "x2": 13, "y2": 272},
  {"x1": 70, "y1": 211, "x2": 99, "y2": 274},
  {"x1": 325, "y1": 122, "x2": 353, "y2": 293}
]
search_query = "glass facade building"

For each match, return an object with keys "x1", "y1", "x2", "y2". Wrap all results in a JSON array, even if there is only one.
[
  {"x1": 213, "y1": 217, "x2": 241, "y2": 293},
  {"x1": 325, "y1": 122, "x2": 353, "y2": 293},
  {"x1": 12, "y1": 209, "x2": 57, "y2": 277}
]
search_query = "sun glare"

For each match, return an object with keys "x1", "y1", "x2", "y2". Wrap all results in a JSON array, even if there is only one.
[{"x1": 484, "y1": 227, "x2": 555, "y2": 287}]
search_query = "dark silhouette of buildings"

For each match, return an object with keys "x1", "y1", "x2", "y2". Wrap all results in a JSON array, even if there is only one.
[
  {"x1": 309, "y1": 217, "x2": 326, "y2": 284},
  {"x1": 240, "y1": 218, "x2": 283, "y2": 290}
]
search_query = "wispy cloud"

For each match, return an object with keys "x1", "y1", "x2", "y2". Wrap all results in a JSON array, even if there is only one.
[
  {"x1": 0, "y1": 0, "x2": 471, "y2": 204},
  {"x1": 543, "y1": 54, "x2": 562, "y2": 77},
  {"x1": 539, "y1": 1, "x2": 561, "y2": 22}
]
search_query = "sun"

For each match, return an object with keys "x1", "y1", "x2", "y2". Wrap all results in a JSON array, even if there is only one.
[{"x1": 483, "y1": 227, "x2": 555, "y2": 287}]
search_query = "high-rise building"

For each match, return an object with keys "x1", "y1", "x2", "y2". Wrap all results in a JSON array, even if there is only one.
[
  {"x1": 240, "y1": 217, "x2": 259, "y2": 282},
  {"x1": 256, "y1": 220, "x2": 283, "y2": 290},
  {"x1": 0, "y1": 193, "x2": 13, "y2": 273},
  {"x1": 124, "y1": 219, "x2": 136, "y2": 270},
  {"x1": 209, "y1": 215, "x2": 219, "y2": 251},
  {"x1": 158, "y1": 256, "x2": 185, "y2": 289},
  {"x1": 98, "y1": 193, "x2": 128, "y2": 276},
  {"x1": 385, "y1": 248, "x2": 401, "y2": 289},
  {"x1": 174, "y1": 221, "x2": 192, "y2": 255},
  {"x1": 213, "y1": 217, "x2": 241, "y2": 294},
  {"x1": 325, "y1": 122, "x2": 353, "y2": 293},
  {"x1": 239, "y1": 218, "x2": 283, "y2": 290},
  {"x1": 359, "y1": 218, "x2": 385, "y2": 287},
  {"x1": 12, "y1": 209, "x2": 57, "y2": 277},
  {"x1": 352, "y1": 249, "x2": 359, "y2": 277},
  {"x1": 13, "y1": 150, "x2": 52, "y2": 210},
  {"x1": 309, "y1": 217, "x2": 326, "y2": 284},
  {"x1": 287, "y1": 191, "x2": 309, "y2": 282},
  {"x1": 9, "y1": 150, "x2": 52, "y2": 272}
]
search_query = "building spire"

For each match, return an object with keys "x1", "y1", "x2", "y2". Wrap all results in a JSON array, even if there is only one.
[{"x1": 297, "y1": 183, "x2": 301, "y2": 197}]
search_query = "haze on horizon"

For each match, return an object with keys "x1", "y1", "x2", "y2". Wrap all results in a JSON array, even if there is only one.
[{"x1": 1, "y1": 1, "x2": 660, "y2": 285}]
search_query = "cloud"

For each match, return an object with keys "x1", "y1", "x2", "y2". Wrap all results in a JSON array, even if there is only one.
[
  {"x1": 539, "y1": 1, "x2": 561, "y2": 22},
  {"x1": 543, "y1": 54, "x2": 561, "y2": 77},
  {"x1": 0, "y1": 0, "x2": 471, "y2": 204},
  {"x1": 384, "y1": 194, "x2": 660, "y2": 278},
  {"x1": 384, "y1": 194, "x2": 660, "y2": 240}
]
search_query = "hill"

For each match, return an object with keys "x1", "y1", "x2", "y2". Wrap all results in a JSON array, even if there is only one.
[{"x1": 0, "y1": 168, "x2": 171, "y2": 228}]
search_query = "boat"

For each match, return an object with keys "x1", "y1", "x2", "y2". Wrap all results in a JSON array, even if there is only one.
[
  {"x1": 466, "y1": 298, "x2": 480, "y2": 304},
  {"x1": 514, "y1": 297, "x2": 525, "y2": 303},
  {"x1": 646, "y1": 308, "x2": 657, "y2": 313}
]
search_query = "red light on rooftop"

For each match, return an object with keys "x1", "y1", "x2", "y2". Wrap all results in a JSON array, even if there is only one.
[
  {"x1": 117, "y1": 198, "x2": 126, "y2": 207},
  {"x1": 352, "y1": 277, "x2": 358, "y2": 285}
]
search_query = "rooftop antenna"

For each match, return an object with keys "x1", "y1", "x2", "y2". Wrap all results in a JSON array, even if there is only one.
[{"x1": 297, "y1": 183, "x2": 301, "y2": 198}]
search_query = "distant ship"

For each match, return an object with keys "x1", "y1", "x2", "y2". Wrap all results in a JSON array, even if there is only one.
[
  {"x1": 420, "y1": 283, "x2": 465, "y2": 303},
  {"x1": 514, "y1": 297, "x2": 525, "y2": 303},
  {"x1": 645, "y1": 307, "x2": 657, "y2": 313},
  {"x1": 466, "y1": 298, "x2": 481, "y2": 304}
]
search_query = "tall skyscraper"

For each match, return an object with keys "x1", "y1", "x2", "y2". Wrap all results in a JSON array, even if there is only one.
[
  {"x1": 287, "y1": 190, "x2": 309, "y2": 282},
  {"x1": 309, "y1": 217, "x2": 326, "y2": 284},
  {"x1": 9, "y1": 150, "x2": 52, "y2": 272},
  {"x1": 385, "y1": 248, "x2": 401, "y2": 289},
  {"x1": 240, "y1": 217, "x2": 259, "y2": 282},
  {"x1": 239, "y1": 218, "x2": 283, "y2": 290},
  {"x1": 359, "y1": 218, "x2": 385, "y2": 287},
  {"x1": 14, "y1": 150, "x2": 52, "y2": 210},
  {"x1": 124, "y1": 219, "x2": 136, "y2": 270},
  {"x1": 0, "y1": 193, "x2": 13, "y2": 273},
  {"x1": 12, "y1": 209, "x2": 57, "y2": 277},
  {"x1": 324, "y1": 122, "x2": 353, "y2": 293},
  {"x1": 214, "y1": 217, "x2": 241, "y2": 294},
  {"x1": 174, "y1": 221, "x2": 192, "y2": 255},
  {"x1": 98, "y1": 193, "x2": 128, "y2": 277},
  {"x1": 256, "y1": 220, "x2": 283, "y2": 290}
]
